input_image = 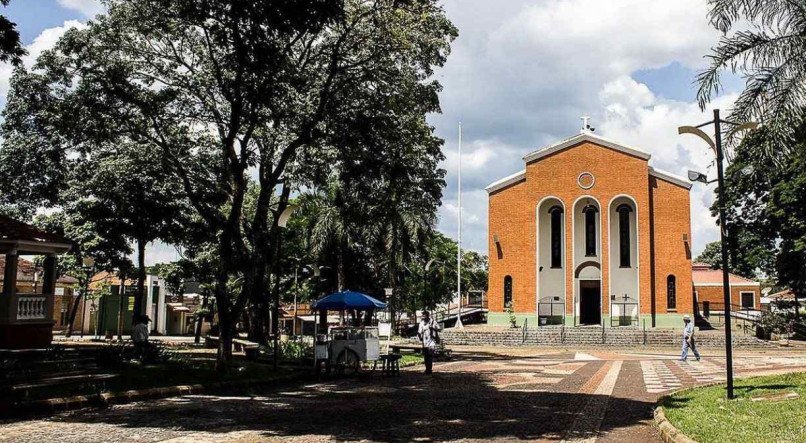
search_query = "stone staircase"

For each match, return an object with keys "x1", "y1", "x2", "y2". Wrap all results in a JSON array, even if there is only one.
[
  {"x1": 0, "y1": 347, "x2": 117, "y2": 406},
  {"x1": 441, "y1": 327, "x2": 772, "y2": 348}
]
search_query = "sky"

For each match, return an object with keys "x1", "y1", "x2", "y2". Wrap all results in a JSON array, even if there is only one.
[{"x1": 1, "y1": 0, "x2": 745, "y2": 265}]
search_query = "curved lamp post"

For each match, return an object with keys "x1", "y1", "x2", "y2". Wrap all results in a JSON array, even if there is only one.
[{"x1": 678, "y1": 109, "x2": 758, "y2": 400}]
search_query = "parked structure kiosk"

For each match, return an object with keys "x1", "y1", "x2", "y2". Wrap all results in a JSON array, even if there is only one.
[
  {"x1": 311, "y1": 290, "x2": 386, "y2": 375},
  {"x1": 0, "y1": 215, "x2": 72, "y2": 349}
]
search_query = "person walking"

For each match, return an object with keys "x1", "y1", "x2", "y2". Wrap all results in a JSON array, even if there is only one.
[
  {"x1": 132, "y1": 314, "x2": 151, "y2": 361},
  {"x1": 680, "y1": 314, "x2": 700, "y2": 361},
  {"x1": 417, "y1": 310, "x2": 440, "y2": 374}
]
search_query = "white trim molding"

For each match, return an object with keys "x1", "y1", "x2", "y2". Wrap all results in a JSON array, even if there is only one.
[
  {"x1": 535, "y1": 196, "x2": 567, "y2": 323},
  {"x1": 485, "y1": 169, "x2": 525, "y2": 193},
  {"x1": 648, "y1": 167, "x2": 693, "y2": 190},
  {"x1": 693, "y1": 282, "x2": 761, "y2": 287},
  {"x1": 523, "y1": 133, "x2": 651, "y2": 164}
]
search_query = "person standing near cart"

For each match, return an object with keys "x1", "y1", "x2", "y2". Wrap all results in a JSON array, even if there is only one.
[{"x1": 418, "y1": 311, "x2": 440, "y2": 374}]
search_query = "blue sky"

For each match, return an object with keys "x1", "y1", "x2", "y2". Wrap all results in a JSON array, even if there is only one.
[
  {"x1": 1, "y1": 0, "x2": 745, "y2": 265},
  {"x1": 5, "y1": 1, "x2": 86, "y2": 43}
]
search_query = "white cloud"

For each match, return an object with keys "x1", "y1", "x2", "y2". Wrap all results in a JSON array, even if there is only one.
[
  {"x1": 0, "y1": 20, "x2": 86, "y2": 101},
  {"x1": 57, "y1": 0, "x2": 104, "y2": 17},
  {"x1": 432, "y1": 0, "x2": 732, "y2": 256}
]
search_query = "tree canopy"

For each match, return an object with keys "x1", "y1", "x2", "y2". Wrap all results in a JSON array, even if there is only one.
[{"x1": 0, "y1": 0, "x2": 457, "y2": 366}]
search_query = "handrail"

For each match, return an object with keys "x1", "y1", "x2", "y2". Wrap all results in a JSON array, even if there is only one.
[{"x1": 521, "y1": 317, "x2": 528, "y2": 343}]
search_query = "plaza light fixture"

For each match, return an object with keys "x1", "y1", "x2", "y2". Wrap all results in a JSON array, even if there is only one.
[{"x1": 678, "y1": 109, "x2": 758, "y2": 400}]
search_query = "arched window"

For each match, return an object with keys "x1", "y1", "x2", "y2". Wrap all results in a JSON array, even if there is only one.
[
  {"x1": 617, "y1": 204, "x2": 633, "y2": 268},
  {"x1": 667, "y1": 275, "x2": 676, "y2": 310},
  {"x1": 583, "y1": 203, "x2": 598, "y2": 257},
  {"x1": 549, "y1": 205, "x2": 563, "y2": 268},
  {"x1": 504, "y1": 275, "x2": 513, "y2": 308}
]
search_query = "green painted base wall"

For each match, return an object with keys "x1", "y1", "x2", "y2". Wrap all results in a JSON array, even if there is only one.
[{"x1": 487, "y1": 312, "x2": 687, "y2": 328}]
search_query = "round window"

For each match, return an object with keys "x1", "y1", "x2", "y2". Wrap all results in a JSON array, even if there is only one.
[{"x1": 578, "y1": 172, "x2": 595, "y2": 190}]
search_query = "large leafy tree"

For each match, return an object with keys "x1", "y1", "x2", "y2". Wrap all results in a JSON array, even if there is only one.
[
  {"x1": 2, "y1": 0, "x2": 455, "y2": 367},
  {"x1": 0, "y1": 0, "x2": 24, "y2": 66},
  {"x1": 698, "y1": 0, "x2": 806, "y2": 150},
  {"x1": 721, "y1": 124, "x2": 806, "y2": 319}
]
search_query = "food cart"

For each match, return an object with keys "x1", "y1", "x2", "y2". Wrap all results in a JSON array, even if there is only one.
[{"x1": 311, "y1": 290, "x2": 387, "y2": 375}]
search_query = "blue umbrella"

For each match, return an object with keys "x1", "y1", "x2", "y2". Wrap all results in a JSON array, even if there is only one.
[{"x1": 311, "y1": 290, "x2": 387, "y2": 311}]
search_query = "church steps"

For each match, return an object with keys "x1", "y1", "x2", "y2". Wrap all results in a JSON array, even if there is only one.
[{"x1": 440, "y1": 328, "x2": 771, "y2": 348}]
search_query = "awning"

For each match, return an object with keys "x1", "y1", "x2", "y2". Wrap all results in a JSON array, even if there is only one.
[
  {"x1": 167, "y1": 303, "x2": 191, "y2": 312},
  {"x1": 311, "y1": 290, "x2": 387, "y2": 311}
]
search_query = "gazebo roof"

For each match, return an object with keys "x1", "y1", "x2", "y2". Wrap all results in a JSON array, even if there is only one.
[{"x1": 0, "y1": 215, "x2": 72, "y2": 254}]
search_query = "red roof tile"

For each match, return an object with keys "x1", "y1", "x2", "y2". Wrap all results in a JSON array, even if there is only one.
[
  {"x1": 0, "y1": 256, "x2": 78, "y2": 284},
  {"x1": 692, "y1": 266, "x2": 758, "y2": 286},
  {"x1": 0, "y1": 215, "x2": 70, "y2": 244}
]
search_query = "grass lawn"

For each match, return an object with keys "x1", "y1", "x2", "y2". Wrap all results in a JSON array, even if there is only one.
[
  {"x1": 399, "y1": 354, "x2": 424, "y2": 367},
  {"x1": 662, "y1": 372, "x2": 806, "y2": 443}
]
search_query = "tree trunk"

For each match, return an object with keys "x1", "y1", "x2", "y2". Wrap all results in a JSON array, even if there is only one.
[
  {"x1": 117, "y1": 271, "x2": 127, "y2": 340},
  {"x1": 133, "y1": 238, "x2": 147, "y2": 320},
  {"x1": 337, "y1": 242, "x2": 346, "y2": 292},
  {"x1": 194, "y1": 292, "x2": 208, "y2": 344},
  {"x1": 64, "y1": 288, "x2": 84, "y2": 338},
  {"x1": 214, "y1": 277, "x2": 233, "y2": 371}
]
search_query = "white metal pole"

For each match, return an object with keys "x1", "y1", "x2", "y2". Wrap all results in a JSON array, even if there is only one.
[{"x1": 456, "y1": 122, "x2": 464, "y2": 328}]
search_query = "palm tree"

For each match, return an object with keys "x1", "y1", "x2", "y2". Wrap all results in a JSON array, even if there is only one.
[
  {"x1": 697, "y1": 0, "x2": 806, "y2": 150},
  {"x1": 305, "y1": 179, "x2": 355, "y2": 292}
]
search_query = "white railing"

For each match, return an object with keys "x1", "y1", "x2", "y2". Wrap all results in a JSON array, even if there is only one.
[{"x1": 16, "y1": 294, "x2": 48, "y2": 320}]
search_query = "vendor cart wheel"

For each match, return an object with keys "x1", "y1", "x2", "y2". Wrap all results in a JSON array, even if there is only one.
[{"x1": 336, "y1": 349, "x2": 360, "y2": 376}]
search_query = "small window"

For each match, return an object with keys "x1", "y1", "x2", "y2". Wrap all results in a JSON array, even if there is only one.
[
  {"x1": 617, "y1": 204, "x2": 633, "y2": 268},
  {"x1": 583, "y1": 204, "x2": 598, "y2": 257},
  {"x1": 549, "y1": 206, "x2": 563, "y2": 268},
  {"x1": 503, "y1": 276, "x2": 513, "y2": 308},
  {"x1": 740, "y1": 292, "x2": 755, "y2": 309},
  {"x1": 667, "y1": 275, "x2": 676, "y2": 310}
]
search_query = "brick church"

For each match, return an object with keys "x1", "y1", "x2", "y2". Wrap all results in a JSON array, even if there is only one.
[{"x1": 486, "y1": 128, "x2": 695, "y2": 328}]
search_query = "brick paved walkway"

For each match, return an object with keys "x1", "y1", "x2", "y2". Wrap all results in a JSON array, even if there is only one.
[{"x1": 0, "y1": 347, "x2": 804, "y2": 442}]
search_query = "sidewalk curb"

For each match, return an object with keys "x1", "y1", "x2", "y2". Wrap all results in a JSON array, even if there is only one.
[
  {"x1": 653, "y1": 406, "x2": 698, "y2": 443},
  {"x1": 653, "y1": 381, "x2": 726, "y2": 443},
  {"x1": 0, "y1": 373, "x2": 300, "y2": 418}
]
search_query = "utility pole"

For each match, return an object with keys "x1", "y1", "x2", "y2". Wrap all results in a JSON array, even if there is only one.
[
  {"x1": 456, "y1": 122, "x2": 464, "y2": 328},
  {"x1": 679, "y1": 110, "x2": 758, "y2": 400}
]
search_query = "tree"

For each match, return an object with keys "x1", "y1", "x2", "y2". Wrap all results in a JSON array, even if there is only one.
[
  {"x1": 34, "y1": 210, "x2": 132, "y2": 337},
  {"x1": 698, "y1": 0, "x2": 806, "y2": 150},
  {"x1": 720, "y1": 123, "x2": 806, "y2": 320},
  {"x1": 2, "y1": 0, "x2": 456, "y2": 368},
  {"x1": 695, "y1": 241, "x2": 722, "y2": 269},
  {"x1": 0, "y1": 0, "x2": 24, "y2": 66}
]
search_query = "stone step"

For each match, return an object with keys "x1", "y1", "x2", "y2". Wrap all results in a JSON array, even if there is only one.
[{"x1": 441, "y1": 328, "x2": 771, "y2": 347}]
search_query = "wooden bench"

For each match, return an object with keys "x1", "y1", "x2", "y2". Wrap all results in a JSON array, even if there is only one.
[
  {"x1": 389, "y1": 344, "x2": 422, "y2": 354},
  {"x1": 373, "y1": 354, "x2": 401, "y2": 376},
  {"x1": 204, "y1": 336, "x2": 260, "y2": 360},
  {"x1": 233, "y1": 339, "x2": 260, "y2": 360},
  {"x1": 390, "y1": 342, "x2": 452, "y2": 359}
]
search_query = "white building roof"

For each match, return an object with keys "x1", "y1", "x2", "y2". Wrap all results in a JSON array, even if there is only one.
[
  {"x1": 484, "y1": 169, "x2": 526, "y2": 193},
  {"x1": 522, "y1": 132, "x2": 651, "y2": 164}
]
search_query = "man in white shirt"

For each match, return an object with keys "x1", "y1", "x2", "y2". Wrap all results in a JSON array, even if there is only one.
[
  {"x1": 680, "y1": 314, "x2": 700, "y2": 361},
  {"x1": 417, "y1": 311, "x2": 440, "y2": 374},
  {"x1": 132, "y1": 315, "x2": 150, "y2": 361}
]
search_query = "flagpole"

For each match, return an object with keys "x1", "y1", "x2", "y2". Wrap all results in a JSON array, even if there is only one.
[{"x1": 456, "y1": 122, "x2": 464, "y2": 328}]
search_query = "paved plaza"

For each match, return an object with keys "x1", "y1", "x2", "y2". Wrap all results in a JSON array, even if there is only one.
[{"x1": 1, "y1": 346, "x2": 805, "y2": 442}]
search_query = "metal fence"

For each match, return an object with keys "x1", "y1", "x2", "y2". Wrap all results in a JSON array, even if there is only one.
[
  {"x1": 537, "y1": 300, "x2": 564, "y2": 326},
  {"x1": 697, "y1": 301, "x2": 761, "y2": 334},
  {"x1": 610, "y1": 301, "x2": 639, "y2": 327}
]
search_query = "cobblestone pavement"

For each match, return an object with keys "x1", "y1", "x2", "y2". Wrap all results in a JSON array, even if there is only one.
[{"x1": 1, "y1": 347, "x2": 805, "y2": 442}]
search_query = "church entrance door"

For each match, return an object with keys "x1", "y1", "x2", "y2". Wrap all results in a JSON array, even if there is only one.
[{"x1": 579, "y1": 280, "x2": 601, "y2": 325}]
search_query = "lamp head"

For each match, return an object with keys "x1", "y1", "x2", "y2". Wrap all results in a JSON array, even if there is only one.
[{"x1": 688, "y1": 170, "x2": 708, "y2": 183}]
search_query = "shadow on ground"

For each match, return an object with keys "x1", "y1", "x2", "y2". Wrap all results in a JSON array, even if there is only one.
[{"x1": 35, "y1": 363, "x2": 656, "y2": 442}]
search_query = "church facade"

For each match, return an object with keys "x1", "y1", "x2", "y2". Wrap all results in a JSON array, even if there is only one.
[{"x1": 486, "y1": 131, "x2": 693, "y2": 328}]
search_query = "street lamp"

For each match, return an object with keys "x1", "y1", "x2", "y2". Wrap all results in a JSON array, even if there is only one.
[
  {"x1": 678, "y1": 109, "x2": 758, "y2": 400},
  {"x1": 78, "y1": 257, "x2": 95, "y2": 338}
]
